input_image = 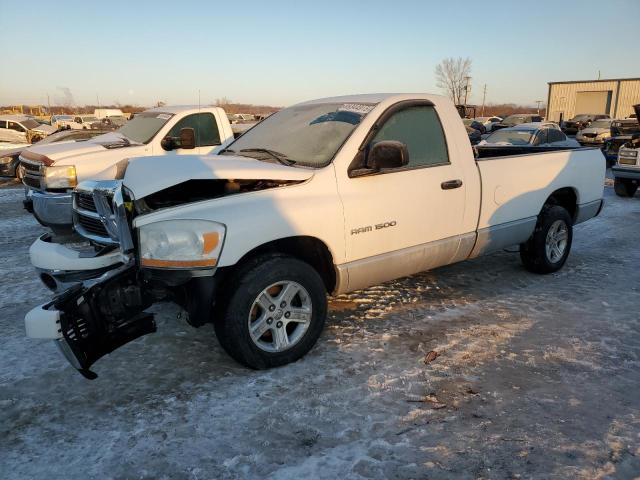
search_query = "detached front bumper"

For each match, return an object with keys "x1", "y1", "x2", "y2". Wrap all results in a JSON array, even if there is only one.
[
  {"x1": 31, "y1": 190, "x2": 73, "y2": 230},
  {"x1": 24, "y1": 264, "x2": 157, "y2": 379},
  {"x1": 30, "y1": 233, "x2": 123, "y2": 291}
]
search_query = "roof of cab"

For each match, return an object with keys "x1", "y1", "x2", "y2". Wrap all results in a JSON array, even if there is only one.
[
  {"x1": 144, "y1": 105, "x2": 224, "y2": 115},
  {"x1": 297, "y1": 93, "x2": 448, "y2": 106}
]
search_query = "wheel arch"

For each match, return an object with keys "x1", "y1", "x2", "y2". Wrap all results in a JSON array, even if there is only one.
[
  {"x1": 543, "y1": 187, "x2": 578, "y2": 222},
  {"x1": 226, "y1": 235, "x2": 337, "y2": 293}
]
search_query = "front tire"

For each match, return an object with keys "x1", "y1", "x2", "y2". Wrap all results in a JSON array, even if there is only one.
[
  {"x1": 214, "y1": 255, "x2": 327, "y2": 369},
  {"x1": 614, "y1": 177, "x2": 637, "y2": 198},
  {"x1": 520, "y1": 205, "x2": 573, "y2": 274}
]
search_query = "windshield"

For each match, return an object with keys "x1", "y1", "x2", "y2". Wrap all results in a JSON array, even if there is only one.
[
  {"x1": 485, "y1": 129, "x2": 535, "y2": 145},
  {"x1": 117, "y1": 112, "x2": 173, "y2": 144},
  {"x1": 590, "y1": 120, "x2": 611, "y2": 128},
  {"x1": 223, "y1": 102, "x2": 375, "y2": 167},
  {"x1": 462, "y1": 119, "x2": 473, "y2": 126},
  {"x1": 502, "y1": 115, "x2": 527, "y2": 126},
  {"x1": 82, "y1": 116, "x2": 98, "y2": 122}
]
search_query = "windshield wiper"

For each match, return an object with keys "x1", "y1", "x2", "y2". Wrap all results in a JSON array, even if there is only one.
[
  {"x1": 239, "y1": 148, "x2": 295, "y2": 166},
  {"x1": 219, "y1": 148, "x2": 235, "y2": 154}
]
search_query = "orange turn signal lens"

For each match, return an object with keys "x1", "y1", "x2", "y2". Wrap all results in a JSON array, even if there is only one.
[
  {"x1": 140, "y1": 258, "x2": 218, "y2": 268},
  {"x1": 202, "y1": 232, "x2": 220, "y2": 254}
]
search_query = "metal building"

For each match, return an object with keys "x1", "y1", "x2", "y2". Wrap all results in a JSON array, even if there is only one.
[{"x1": 546, "y1": 77, "x2": 640, "y2": 123}]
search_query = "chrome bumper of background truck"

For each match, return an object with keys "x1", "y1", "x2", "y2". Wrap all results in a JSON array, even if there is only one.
[{"x1": 31, "y1": 190, "x2": 73, "y2": 229}]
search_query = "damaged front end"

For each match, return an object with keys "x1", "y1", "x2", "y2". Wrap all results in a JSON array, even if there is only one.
[
  {"x1": 25, "y1": 186, "x2": 163, "y2": 378},
  {"x1": 38, "y1": 264, "x2": 157, "y2": 379}
]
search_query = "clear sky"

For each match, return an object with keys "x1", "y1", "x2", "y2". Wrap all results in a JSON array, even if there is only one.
[{"x1": 1, "y1": 0, "x2": 638, "y2": 108}]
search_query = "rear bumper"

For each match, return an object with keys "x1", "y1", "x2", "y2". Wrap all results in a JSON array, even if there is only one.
[
  {"x1": 31, "y1": 190, "x2": 73, "y2": 229},
  {"x1": 612, "y1": 166, "x2": 640, "y2": 181}
]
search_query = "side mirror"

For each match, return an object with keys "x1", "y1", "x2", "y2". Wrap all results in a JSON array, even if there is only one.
[
  {"x1": 179, "y1": 127, "x2": 196, "y2": 149},
  {"x1": 160, "y1": 136, "x2": 175, "y2": 151},
  {"x1": 366, "y1": 140, "x2": 409, "y2": 171},
  {"x1": 630, "y1": 133, "x2": 640, "y2": 148}
]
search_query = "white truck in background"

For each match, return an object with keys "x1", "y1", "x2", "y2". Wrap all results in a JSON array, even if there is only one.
[
  {"x1": 94, "y1": 108, "x2": 124, "y2": 119},
  {"x1": 24, "y1": 93, "x2": 605, "y2": 379},
  {"x1": 20, "y1": 105, "x2": 239, "y2": 233}
]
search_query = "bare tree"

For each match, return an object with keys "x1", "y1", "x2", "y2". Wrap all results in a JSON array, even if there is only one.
[{"x1": 435, "y1": 57, "x2": 472, "y2": 105}]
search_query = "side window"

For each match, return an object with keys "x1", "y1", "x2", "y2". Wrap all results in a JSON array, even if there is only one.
[
  {"x1": 535, "y1": 129, "x2": 548, "y2": 145},
  {"x1": 168, "y1": 113, "x2": 221, "y2": 147},
  {"x1": 8, "y1": 122, "x2": 25, "y2": 132},
  {"x1": 0, "y1": 120, "x2": 6, "y2": 129},
  {"x1": 531, "y1": 116, "x2": 542, "y2": 122},
  {"x1": 548, "y1": 130, "x2": 566, "y2": 143},
  {"x1": 370, "y1": 106, "x2": 449, "y2": 168},
  {"x1": 74, "y1": 117, "x2": 81, "y2": 123}
]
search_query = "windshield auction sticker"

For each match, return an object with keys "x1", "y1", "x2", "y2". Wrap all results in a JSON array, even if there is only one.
[{"x1": 338, "y1": 104, "x2": 375, "y2": 115}]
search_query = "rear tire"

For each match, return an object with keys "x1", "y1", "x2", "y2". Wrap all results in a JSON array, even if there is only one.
[
  {"x1": 614, "y1": 177, "x2": 637, "y2": 197},
  {"x1": 520, "y1": 205, "x2": 573, "y2": 274},
  {"x1": 214, "y1": 255, "x2": 327, "y2": 369}
]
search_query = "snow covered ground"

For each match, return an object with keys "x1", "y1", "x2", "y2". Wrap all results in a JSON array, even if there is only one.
[{"x1": 1, "y1": 185, "x2": 639, "y2": 479}]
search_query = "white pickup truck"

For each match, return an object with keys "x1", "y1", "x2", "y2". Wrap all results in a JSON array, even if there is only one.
[
  {"x1": 20, "y1": 105, "x2": 237, "y2": 233},
  {"x1": 24, "y1": 94, "x2": 605, "y2": 379}
]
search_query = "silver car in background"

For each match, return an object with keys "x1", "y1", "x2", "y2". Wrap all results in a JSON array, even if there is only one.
[{"x1": 575, "y1": 118, "x2": 613, "y2": 146}]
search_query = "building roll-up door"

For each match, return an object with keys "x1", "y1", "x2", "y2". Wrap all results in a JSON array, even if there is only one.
[{"x1": 575, "y1": 91, "x2": 612, "y2": 115}]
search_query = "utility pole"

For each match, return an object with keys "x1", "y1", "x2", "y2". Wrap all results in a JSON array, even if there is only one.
[
  {"x1": 463, "y1": 76, "x2": 472, "y2": 106},
  {"x1": 481, "y1": 84, "x2": 487, "y2": 117},
  {"x1": 47, "y1": 94, "x2": 51, "y2": 115},
  {"x1": 535, "y1": 100, "x2": 543, "y2": 115},
  {"x1": 96, "y1": 94, "x2": 100, "y2": 107}
]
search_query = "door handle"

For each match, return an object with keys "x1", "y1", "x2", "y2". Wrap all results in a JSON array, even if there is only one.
[{"x1": 441, "y1": 179, "x2": 463, "y2": 190}]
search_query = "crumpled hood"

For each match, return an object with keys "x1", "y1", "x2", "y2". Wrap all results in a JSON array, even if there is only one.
[
  {"x1": 123, "y1": 154, "x2": 314, "y2": 199},
  {"x1": 21, "y1": 132, "x2": 130, "y2": 163}
]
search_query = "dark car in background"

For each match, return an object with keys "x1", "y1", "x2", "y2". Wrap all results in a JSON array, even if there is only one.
[
  {"x1": 561, "y1": 113, "x2": 610, "y2": 135},
  {"x1": 466, "y1": 126, "x2": 482, "y2": 145},
  {"x1": 492, "y1": 113, "x2": 543, "y2": 131},
  {"x1": 463, "y1": 118, "x2": 487, "y2": 134}
]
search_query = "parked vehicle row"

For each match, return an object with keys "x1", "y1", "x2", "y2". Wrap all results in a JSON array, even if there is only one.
[
  {"x1": 21, "y1": 93, "x2": 606, "y2": 379},
  {"x1": 0, "y1": 115, "x2": 57, "y2": 144}
]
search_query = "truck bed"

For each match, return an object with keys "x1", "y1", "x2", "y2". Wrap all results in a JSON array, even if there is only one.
[{"x1": 469, "y1": 146, "x2": 605, "y2": 257}]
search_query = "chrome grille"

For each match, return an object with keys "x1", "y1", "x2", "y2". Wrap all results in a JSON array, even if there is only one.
[
  {"x1": 77, "y1": 214, "x2": 110, "y2": 238},
  {"x1": 20, "y1": 158, "x2": 43, "y2": 190},
  {"x1": 76, "y1": 192, "x2": 97, "y2": 212},
  {"x1": 72, "y1": 181, "x2": 120, "y2": 245}
]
